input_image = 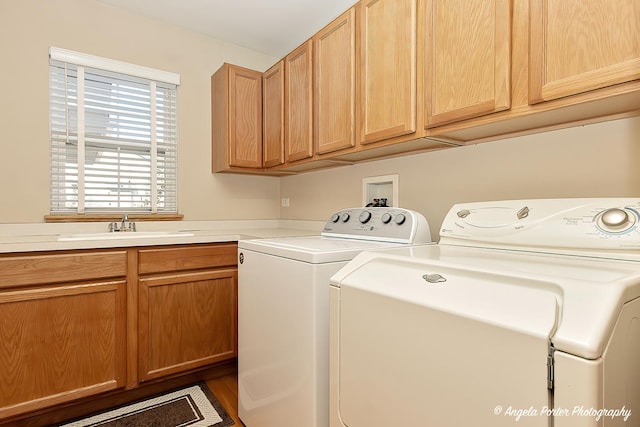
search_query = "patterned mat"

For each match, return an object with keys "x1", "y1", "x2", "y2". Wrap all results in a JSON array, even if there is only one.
[{"x1": 54, "y1": 382, "x2": 234, "y2": 427}]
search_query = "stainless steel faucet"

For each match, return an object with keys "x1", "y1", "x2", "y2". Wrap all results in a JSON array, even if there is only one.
[{"x1": 109, "y1": 214, "x2": 136, "y2": 232}]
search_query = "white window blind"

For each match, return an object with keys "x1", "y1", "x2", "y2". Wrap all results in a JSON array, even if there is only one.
[{"x1": 49, "y1": 48, "x2": 179, "y2": 214}]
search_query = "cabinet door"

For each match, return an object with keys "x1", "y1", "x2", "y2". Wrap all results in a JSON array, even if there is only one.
[
  {"x1": 285, "y1": 40, "x2": 314, "y2": 162},
  {"x1": 529, "y1": 0, "x2": 640, "y2": 103},
  {"x1": 314, "y1": 8, "x2": 357, "y2": 155},
  {"x1": 360, "y1": 0, "x2": 417, "y2": 144},
  {"x1": 228, "y1": 65, "x2": 263, "y2": 167},
  {"x1": 0, "y1": 280, "x2": 127, "y2": 419},
  {"x1": 211, "y1": 63, "x2": 263, "y2": 172},
  {"x1": 263, "y1": 61, "x2": 285, "y2": 167},
  {"x1": 424, "y1": 0, "x2": 511, "y2": 128},
  {"x1": 138, "y1": 269, "x2": 237, "y2": 381}
]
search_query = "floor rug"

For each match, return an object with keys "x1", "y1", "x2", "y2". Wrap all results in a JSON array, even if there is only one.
[{"x1": 54, "y1": 382, "x2": 234, "y2": 427}]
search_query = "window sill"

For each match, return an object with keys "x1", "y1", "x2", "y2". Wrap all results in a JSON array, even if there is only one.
[{"x1": 44, "y1": 213, "x2": 184, "y2": 223}]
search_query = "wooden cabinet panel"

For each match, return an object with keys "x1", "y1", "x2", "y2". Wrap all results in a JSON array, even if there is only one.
[
  {"x1": 285, "y1": 40, "x2": 314, "y2": 162},
  {"x1": 263, "y1": 61, "x2": 285, "y2": 168},
  {"x1": 138, "y1": 243, "x2": 237, "y2": 275},
  {"x1": 229, "y1": 66, "x2": 263, "y2": 167},
  {"x1": 359, "y1": 0, "x2": 417, "y2": 144},
  {"x1": 0, "y1": 251, "x2": 127, "y2": 289},
  {"x1": 529, "y1": 0, "x2": 640, "y2": 103},
  {"x1": 138, "y1": 269, "x2": 237, "y2": 381},
  {"x1": 211, "y1": 63, "x2": 263, "y2": 172},
  {"x1": 424, "y1": 0, "x2": 511, "y2": 127},
  {"x1": 314, "y1": 7, "x2": 357, "y2": 154},
  {"x1": 0, "y1": 280, "x2": 127, "y2": 419}
]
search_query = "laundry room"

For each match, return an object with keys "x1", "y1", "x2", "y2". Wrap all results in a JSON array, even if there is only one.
[{"x1": 0, "y1": 0, "x2": 639, "y2": 426}]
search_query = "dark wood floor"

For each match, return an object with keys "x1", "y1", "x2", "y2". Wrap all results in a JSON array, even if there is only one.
[{"x1": 207, "y1": 373, "x2": 244, "y2": 426}]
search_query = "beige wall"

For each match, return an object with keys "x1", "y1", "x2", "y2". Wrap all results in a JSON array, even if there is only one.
[
  {"x1": 280, "y1": 117, "x2": 640, "y2": 240},
  {"x1": 0, "y1": 0, "x2": 279, "y2": 223}
]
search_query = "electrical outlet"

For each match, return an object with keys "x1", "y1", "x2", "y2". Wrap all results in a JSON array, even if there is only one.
[{"x1": 281, "y1": 198, "x2": 290, "y2": 207}]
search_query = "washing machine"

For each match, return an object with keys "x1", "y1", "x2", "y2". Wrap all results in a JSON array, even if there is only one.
[
  {"x1": 330, "y1": 198, "x2": 640, "y2": 427},
  {"x1": 237, "y1": 207, "x2": 431, "y2": 427}
]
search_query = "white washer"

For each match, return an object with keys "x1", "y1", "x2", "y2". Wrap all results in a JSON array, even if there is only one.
[
  {"x1": 330, "y1": 198, "x2": 640, "y2": 427},
  {"x1": 238, "y1": 207, "x2": 432, "y2": 427}
]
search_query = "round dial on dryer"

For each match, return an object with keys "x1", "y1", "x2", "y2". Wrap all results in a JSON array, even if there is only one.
[
  {"x1": 596, "y1": 208, "x2": 637, "y2": 233},
  {"x1": 359, "y1": 211, "x2": 372, "y2": 224}
]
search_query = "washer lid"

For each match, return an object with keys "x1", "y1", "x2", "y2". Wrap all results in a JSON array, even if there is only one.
[
  {"x1": 238, "y1": 236, "x2": 405, "y2": 263},
  {"x1": 332, "y1": 244, "x2": 640, "y2": 359},
  {"x1": 338, "y1": 266, "x2": 554, "y2": 426}
]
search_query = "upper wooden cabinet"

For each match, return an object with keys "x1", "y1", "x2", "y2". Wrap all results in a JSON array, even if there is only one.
[
  {"x1": 212, "y1": 0, "x2": 640, "y2": 173},
  {"x1": 359, "y1": 0, "x2": 418, "y2": 144},
  {"x1": 314, "y1": 7, "x2": 357, "y2": 155},
  {"x1": 211, "y1": 63, "x2": 263, "y2": 172},
  {"x1": 424, "y1": 0, "x2": 511, "y2": 128},
  {"x1": 529, "y1": 0, "x2": 640, "y2": 104},
  {"x1": 263, "y1": 61, "x2": 285, "y2": 168},
  {"x1": 285, "y1": 40, "x2": 314, "y2": 162}
]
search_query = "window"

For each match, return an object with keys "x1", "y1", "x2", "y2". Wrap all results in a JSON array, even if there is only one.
[{"x1": 49, "y1": 47, "x2": 179, "y2": 214}]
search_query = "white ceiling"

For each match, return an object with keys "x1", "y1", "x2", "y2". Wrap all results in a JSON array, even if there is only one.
[{"x1": 97, "y1": 0, "x2": 356, "y2": 58}]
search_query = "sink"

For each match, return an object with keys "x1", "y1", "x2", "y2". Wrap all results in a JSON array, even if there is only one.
[{"x1": 57, "y1": 231, "x2": 195, "y2": 242}]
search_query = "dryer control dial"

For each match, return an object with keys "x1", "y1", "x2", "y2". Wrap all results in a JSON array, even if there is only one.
[{"x1": 596, "y1": 208, "x2": 637, "y2": 233}]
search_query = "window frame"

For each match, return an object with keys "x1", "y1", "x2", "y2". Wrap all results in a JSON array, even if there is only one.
[{"x1": 48, "y1": 47, "x2": 180, "y2": 218}]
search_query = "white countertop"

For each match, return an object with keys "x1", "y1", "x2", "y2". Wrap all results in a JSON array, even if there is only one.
[{"x1": 0, "y1": 219, "x2": 324, "y2": 253}]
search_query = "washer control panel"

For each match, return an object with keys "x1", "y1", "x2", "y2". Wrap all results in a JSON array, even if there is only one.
[
  {"x1": 322, "y1": 207, "x2": 431, "y2": 244},
  {"x1": 440, "y1": 198, "x2": 640, "y2": 251}
]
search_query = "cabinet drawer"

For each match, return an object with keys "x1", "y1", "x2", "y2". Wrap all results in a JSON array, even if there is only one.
[
  {"x1": 138, "y1": 243, "x2": 238, "y2": 275},
  {"x1": 0, "y1": 251, "x2": 127, "y2": 289}
]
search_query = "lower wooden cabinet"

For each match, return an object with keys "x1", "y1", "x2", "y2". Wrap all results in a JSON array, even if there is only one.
[
  {"x1": 0, "y1": 243, "x2": 238, "y2": 422},
  {"x1": 138, "y1": 269, "x2": 237, "y2": 381},
  {"x1": 0, "y1": 251, "x2": 127, "y2": 420},
  {"x1": 137, "y1": 243, "x2": 238, "y2": 382}
]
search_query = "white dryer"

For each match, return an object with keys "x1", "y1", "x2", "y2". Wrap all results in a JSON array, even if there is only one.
[
  {"x1": 330, "y1": 198, "x2": 640, "y2": 427},
  {"x1": 237, "y1": 207, "x2": 431, "y2": 427}
]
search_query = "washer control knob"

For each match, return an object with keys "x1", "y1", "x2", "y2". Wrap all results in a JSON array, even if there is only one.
[
  {"x1": 381, "y1": 213, "x2": 392, "y2": 224},
  {"x1": 359, "y1": 211, "x2": 372, "y2": 224},
  {"x1": 601, "y1": 208, "x2": 630, "y2": 228},
  {"x1": 340, "y1": 213, "x2": 350, "y2": 223},
  {"x1": 330, "y1": 213, "x2": 340, "y2": 223},
  {"x1": 394, "y1": 214, "x2": 406, "y2": 225},
  {"x1": 597, "y1": 208, "x2": 636, "y2": 233}
]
